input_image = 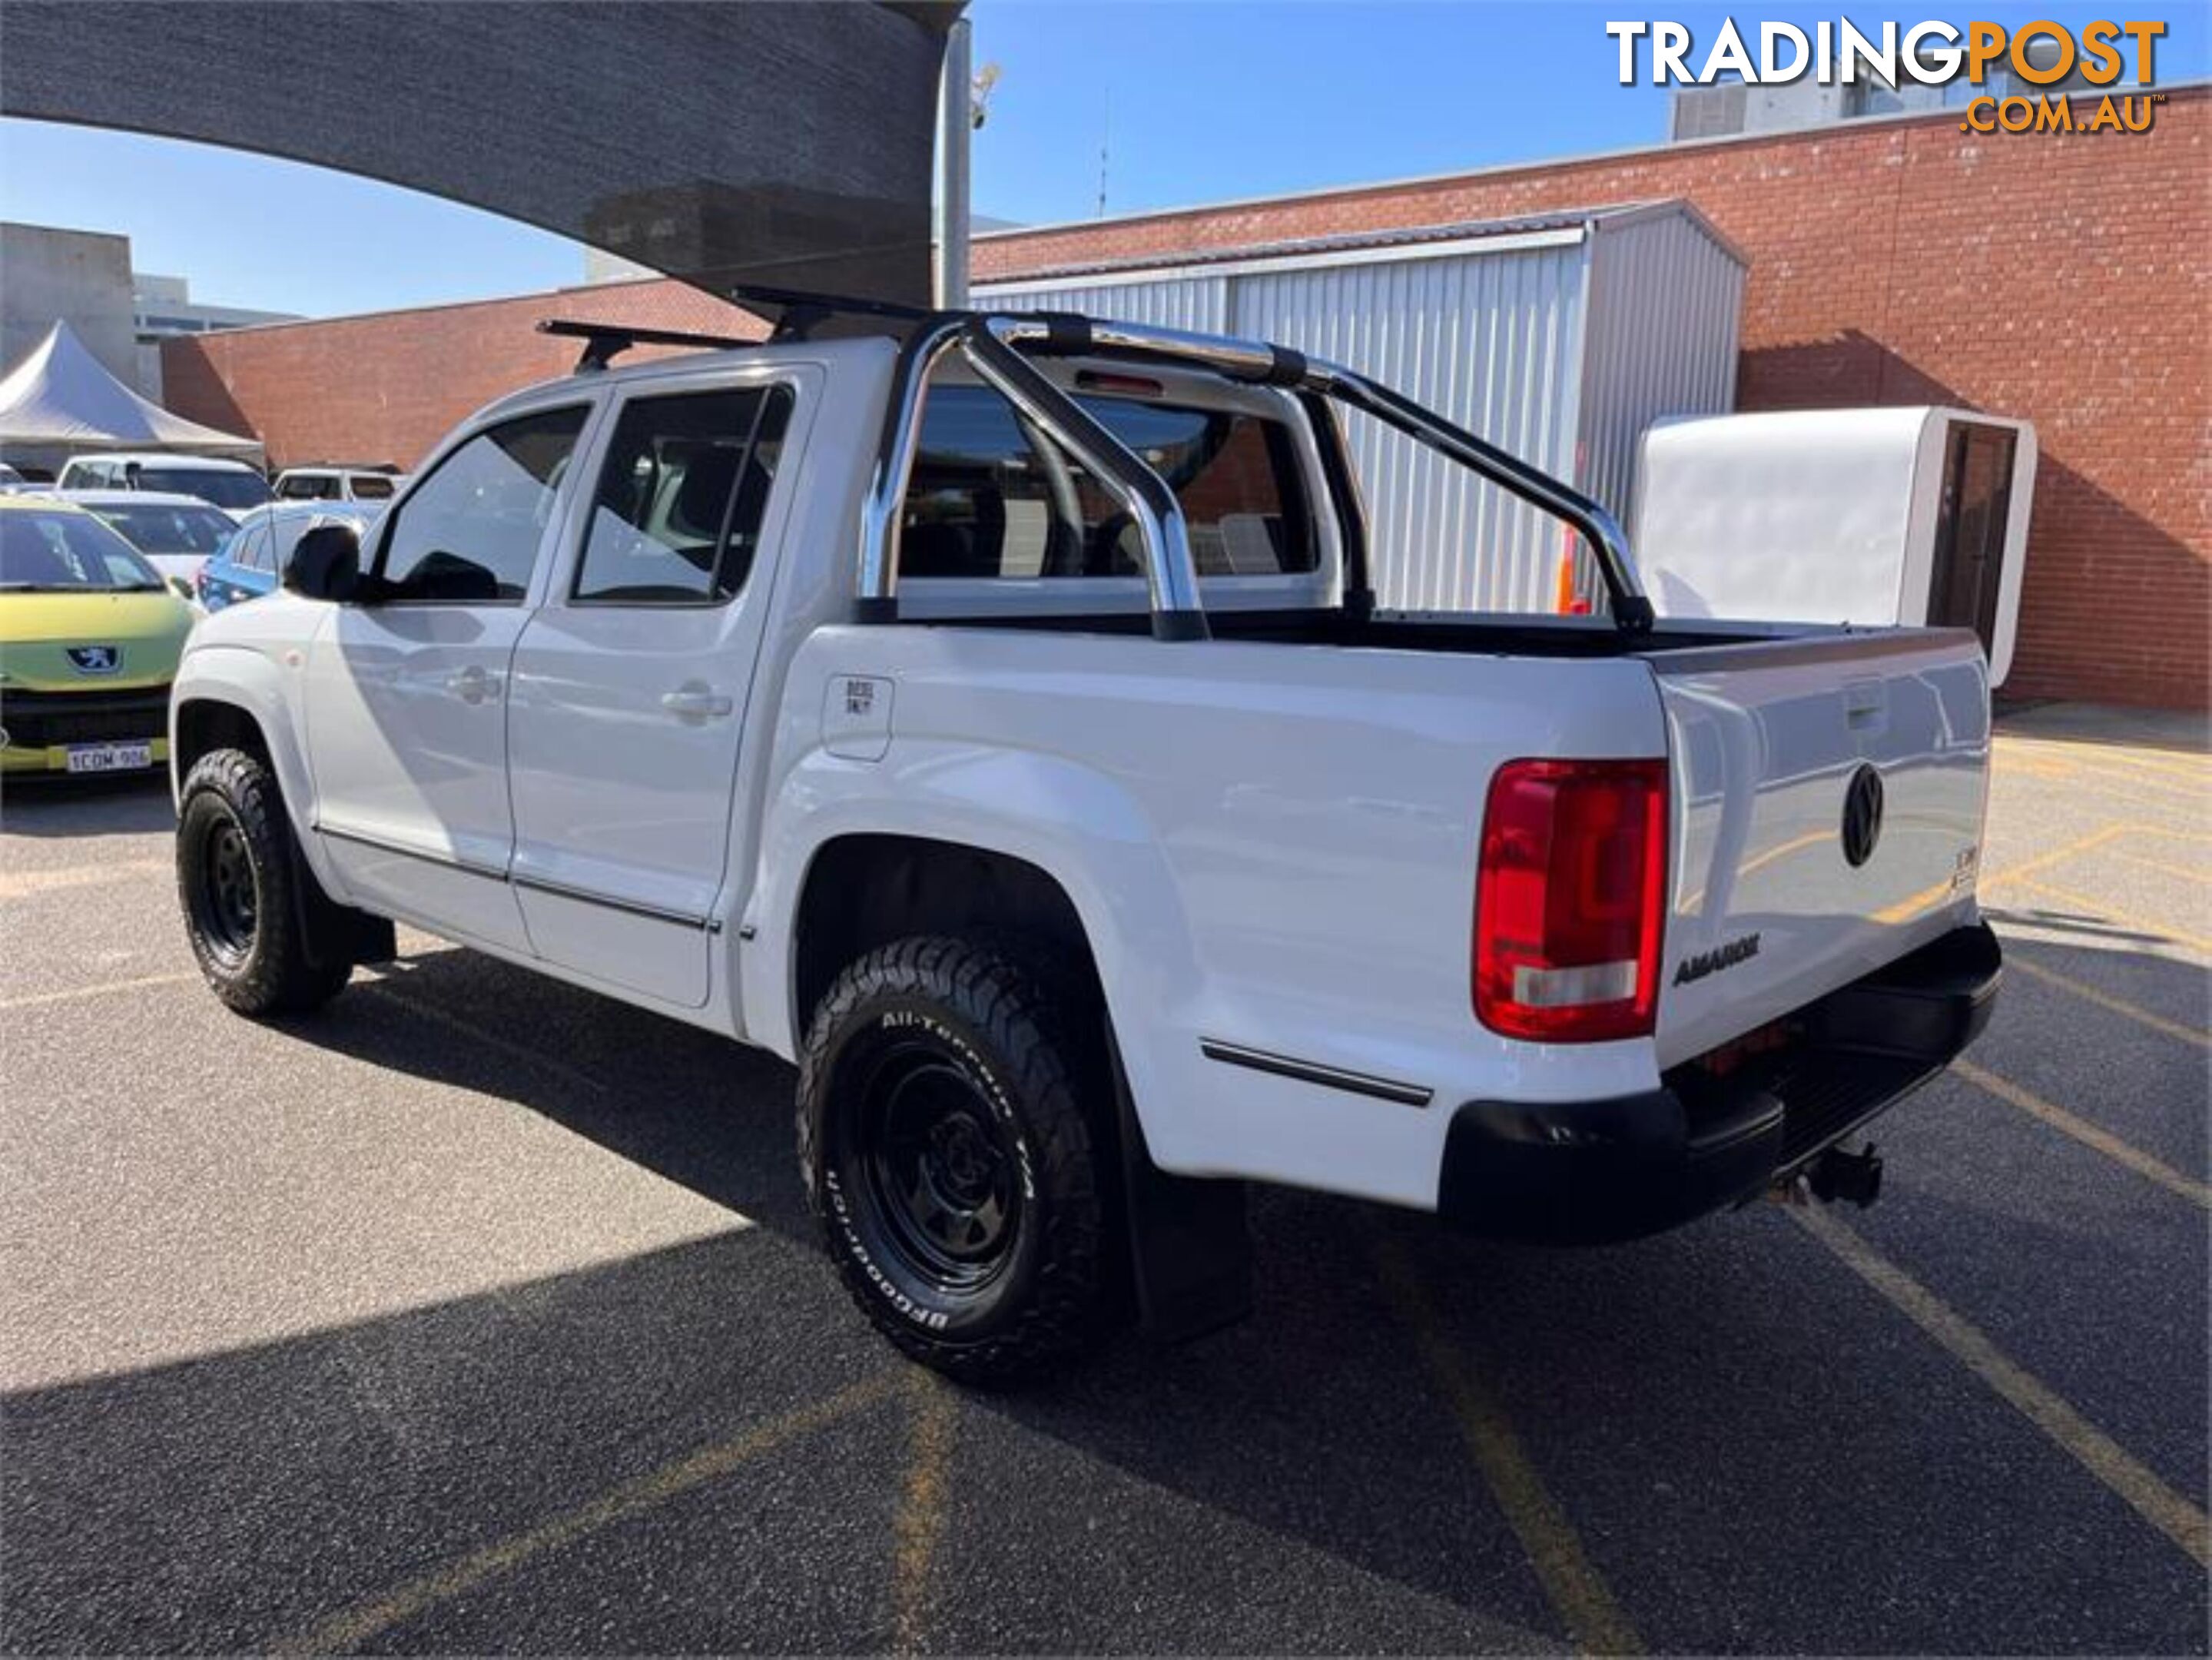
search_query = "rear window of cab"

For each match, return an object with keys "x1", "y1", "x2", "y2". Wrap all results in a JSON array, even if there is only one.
[{"x1": 902, "y1": 383, "x2": 1318, "y2": 582}]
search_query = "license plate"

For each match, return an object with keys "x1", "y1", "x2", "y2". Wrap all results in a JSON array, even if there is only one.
[{"x1": 63, "y1": 742, "x2": 154, "y2": 775}]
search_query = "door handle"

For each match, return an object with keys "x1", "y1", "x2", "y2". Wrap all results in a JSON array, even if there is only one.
[
  {"x1": 446, "y1": 665, "x2": 502, "y2": 704},
  {"x1": 662, "y1": 682, "x2": 734, "y2": 722}
]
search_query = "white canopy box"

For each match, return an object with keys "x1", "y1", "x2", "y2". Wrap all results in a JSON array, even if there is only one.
[{"x1": 1633, "y1": 407, "x2": 2036, "y2": 686}]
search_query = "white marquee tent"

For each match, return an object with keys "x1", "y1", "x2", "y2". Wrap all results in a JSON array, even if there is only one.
[{"x1": 0, "y1": 320, "x2": 261, "y2": 470}]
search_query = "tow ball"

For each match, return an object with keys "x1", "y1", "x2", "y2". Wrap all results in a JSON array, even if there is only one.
[{"x1": 1804, "y1": 1141, "x2": 1885, "y2": 1208}]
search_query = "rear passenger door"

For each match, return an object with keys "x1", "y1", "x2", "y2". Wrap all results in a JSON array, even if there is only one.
[{"x1": 506, "y1": 368, "x2": 806, "y2": 1008}]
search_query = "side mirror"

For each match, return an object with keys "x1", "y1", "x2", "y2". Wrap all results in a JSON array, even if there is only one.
[
  {"x1": 167, "y1": 575, "x2": 194, "y2": 601},
  {"x1": 286, "y1": 523, "x2": 364, "y2": 602}
]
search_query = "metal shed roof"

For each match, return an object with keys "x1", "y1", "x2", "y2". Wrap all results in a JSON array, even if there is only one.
[{"x1": 980, "y1": 199, "x2": 1747, "y2": 289}]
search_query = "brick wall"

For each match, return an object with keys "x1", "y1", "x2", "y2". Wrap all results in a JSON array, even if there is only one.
[
  {"x1": 167, "y1": 89, "x2": 2207, "y2": 708},
  {"x1": 162, "y1": 279, "x2": 761, "y2": 478}
]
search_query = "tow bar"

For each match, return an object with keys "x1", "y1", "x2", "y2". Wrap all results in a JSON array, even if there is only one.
[{"x1": 1805, "y1": 1142, "x2": 1885, "y2": 1208}]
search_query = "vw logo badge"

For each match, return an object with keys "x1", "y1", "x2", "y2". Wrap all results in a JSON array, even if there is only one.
[
  {"x1": 1842, "y1": 763, "x2": 1885, "y2": 868},
  {"x1": 66, "y1": 646, "x2": 121, "y2": 676}
]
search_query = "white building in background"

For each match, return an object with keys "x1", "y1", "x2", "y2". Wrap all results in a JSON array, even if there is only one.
[
  {"x1": 1670, "y1": 35, "x2": 2106, "y2": 140},
  {"x1": 0, "y1": 223, "x2": 298, "y2": 404},
  {"x1": 130, "y1": 272, "x2": 297, "y2": 401},
  {"x1": 0, "y1": 222, "x2": 139, "y2": 391}
]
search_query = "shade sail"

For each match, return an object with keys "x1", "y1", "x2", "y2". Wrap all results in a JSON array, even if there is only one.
[
  {"x1": 1, "y1": 2, "x2": 957, "y2": 309},
  {"x1": 0, "y1": 321, "x2": 262, "y2": 455}
]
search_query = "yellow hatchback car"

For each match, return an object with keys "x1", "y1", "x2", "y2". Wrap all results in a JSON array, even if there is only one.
[{"x1": 0, "y1": 495, "x2": 195, "y2": 779}]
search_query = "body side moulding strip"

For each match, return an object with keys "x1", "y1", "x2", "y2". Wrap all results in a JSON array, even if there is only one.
[{"x1": 1199, "y1": 1037, "x2": 1434, "y2": 1107}]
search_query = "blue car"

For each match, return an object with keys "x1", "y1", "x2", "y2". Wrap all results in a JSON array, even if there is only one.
[{"x1": 200, "y1": 500, "x2": 383, "y2": 611}]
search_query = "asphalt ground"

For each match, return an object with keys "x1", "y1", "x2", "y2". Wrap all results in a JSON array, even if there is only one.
[{"x1": 2, "y1": 703, "x2": 2205, "y2": 1655}]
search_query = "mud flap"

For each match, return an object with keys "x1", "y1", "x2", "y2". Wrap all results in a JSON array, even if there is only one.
[
  {"x1": 1108, "y1": 1031, "x2": 1253, "y2": 1343},
  {"x1": 287, "y1": 822, "x2": 395, "y2": 969}
]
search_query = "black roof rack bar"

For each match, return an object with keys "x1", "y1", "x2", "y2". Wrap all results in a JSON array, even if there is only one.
[
  {"x1": 536, "y1": 317, "x2": 760, "y2": 374},
  {"x1": 728, "y1": 284, "x2": 933, "y2": 341}
]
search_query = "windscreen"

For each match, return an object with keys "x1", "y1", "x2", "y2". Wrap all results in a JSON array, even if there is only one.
[
  {"x1": 136, "y1": 470, "x2": 273, "y2": 513},
  {"x1": 0, "y1": 510, "x2": 165, "y2": 592},
  {"x1": 92, "y1": 503, "x2": 239, "y2": 555}
]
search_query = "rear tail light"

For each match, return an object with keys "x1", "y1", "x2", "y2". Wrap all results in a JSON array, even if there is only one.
[{"x1": 1474, "y1": 758, "x2": 1668, "y2": 1043}]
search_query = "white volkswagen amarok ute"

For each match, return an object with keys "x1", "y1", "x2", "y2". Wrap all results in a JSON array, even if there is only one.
[{"x1": 170, "y1": 300, "x2": 2002, "y2": 1380}]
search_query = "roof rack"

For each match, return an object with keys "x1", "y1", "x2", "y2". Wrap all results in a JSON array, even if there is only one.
[
  {"x1": 728, "y1": 284, "x2": 931, "y2": 342},
  {"x1": 536, "y1": 317, "x2": 760, "y2": 374}
]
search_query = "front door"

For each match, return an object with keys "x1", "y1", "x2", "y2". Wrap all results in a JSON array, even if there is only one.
[
  {"x1": 304, "y1": 403, "x2": 593, "y2": 953},
  {"x1": 506, "y1": 373, "x2": 804, "y2": 1008},
  {"x1": 1928, "y1": 421, "x2": 2017, "y2": 659}
]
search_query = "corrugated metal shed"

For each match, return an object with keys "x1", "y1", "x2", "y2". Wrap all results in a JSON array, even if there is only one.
[{"x1": 978, "y1": 201, "x2": 1746, "y2": 613}]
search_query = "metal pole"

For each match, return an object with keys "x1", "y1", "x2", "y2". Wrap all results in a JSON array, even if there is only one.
[{"x1": 934, "y1": 18, "x2": 972, "y2": 309}]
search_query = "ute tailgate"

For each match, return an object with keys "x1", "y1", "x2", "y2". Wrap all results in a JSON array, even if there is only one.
[{"x1": 1648, "y1": 628, "x2": 1990, "y2": 1068}]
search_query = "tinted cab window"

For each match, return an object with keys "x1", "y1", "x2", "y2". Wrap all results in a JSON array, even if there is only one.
[
  {"x1": 373, "y1": 408, "x2": 586, "y2": 602},
  {"x1": 902, "y1": 383, "x2": 1317, "y2": 581},
  {"x1": 572, "y1": 386, "x2": 792, "y2": 605}
]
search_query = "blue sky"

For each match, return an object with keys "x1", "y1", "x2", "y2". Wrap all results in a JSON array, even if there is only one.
[{"x1": 2, "y1": 2, "x2": 2200, "y2": 319}]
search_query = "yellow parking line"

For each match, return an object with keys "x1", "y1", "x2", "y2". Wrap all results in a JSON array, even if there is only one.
[
  {"x1": 2106, "y1": 848, "x2": 2212, "y2": 886},
  {"x1": 1952, "y1": 1059, "x2": 2210, "y2": 1208},
  {"x1": 1998, "y1": 768, "x2": 2206, "y2": 817},
  {"x1": 0, "y1": 970, "x2": 199, "y2": 1011},
  {"x1": 1999, "y1": 740, "x2": 2212, "y2": 782},
  {"x1": 1791, "y1": 1206, "x2": 2210, "y2": 1569},
  {"x1": 281, "y1": 1373, "x2": 903, "y2": 1655},
  {"x1": 1980, "y1": 825, "x2": 2137, "y2": 890},
  {"x1": 2005, "y1": 876, "x2": 2212, "y2": 956},
  {"x1": 2001, "y1": 955, "x2": 2209, "y2": 1051},
  {"x1": 1994, "y1": 746, "x2": 2212, "y2": 802},
  {"x1": 1372, "y1": 1240, "x2": 1641, "y2": 1656},
  {"x1": 0, "y1": 858, "x2": 171, "y2": 901},
  {"x1": 890, "y1": 1373, "x2": 957, "y2": 1656},
  {"x1": 2120, "y1": 825, "x2": 2212, "y2": 848},
  {"x1": 1875, "y1": 823, "x2": 2135, "y2": 928}
]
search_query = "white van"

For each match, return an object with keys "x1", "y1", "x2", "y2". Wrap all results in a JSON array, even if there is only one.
[{"x1": 55, "y1": 453, "x2": 274, "y2": 518}]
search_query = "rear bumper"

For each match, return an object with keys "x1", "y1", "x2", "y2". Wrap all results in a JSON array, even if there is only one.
[{"x1": 1437, "y1": 921, "x2": 2001, "y2": 1243}]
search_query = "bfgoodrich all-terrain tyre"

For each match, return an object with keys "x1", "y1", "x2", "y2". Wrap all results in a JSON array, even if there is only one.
[
  {"x1": 798, "y1": 935, "x2": 1112, "y2": 1383},
  {"x1": 177, "y1": 748, "x2": 354, "y2": 1016}
]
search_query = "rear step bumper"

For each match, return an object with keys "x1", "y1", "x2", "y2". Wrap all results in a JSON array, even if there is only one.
[{"x1": 1437, "y1": 921, "x2": 2002, "y2": 1243}]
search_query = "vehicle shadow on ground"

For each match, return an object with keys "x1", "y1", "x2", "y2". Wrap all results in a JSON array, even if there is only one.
[
  {"x1": 5, "y1": 935, "x2": 2206, "y2": 1653},
  {"x1": 0, "y1": 773, "x2": 174, "y2": 838}
]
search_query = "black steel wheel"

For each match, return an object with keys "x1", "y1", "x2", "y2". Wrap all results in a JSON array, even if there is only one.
[
  {"x1": 177, "y1": 748, "x2": 353, "y2": 1015},
  {"x1": 192, "y1": 812, "x2": 260, "y2": 964},
  {"x1": 798, "y1": 935, "x2": 1110, "y2": 1383},
  {"x1": 862, "y1": 1043, "x2": 1024, "y2": 1291}
]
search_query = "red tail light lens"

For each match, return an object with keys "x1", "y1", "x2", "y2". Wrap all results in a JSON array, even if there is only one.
[{"x1": 1474, "y1": 758, "x2": 1668, "y2": 1043}]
